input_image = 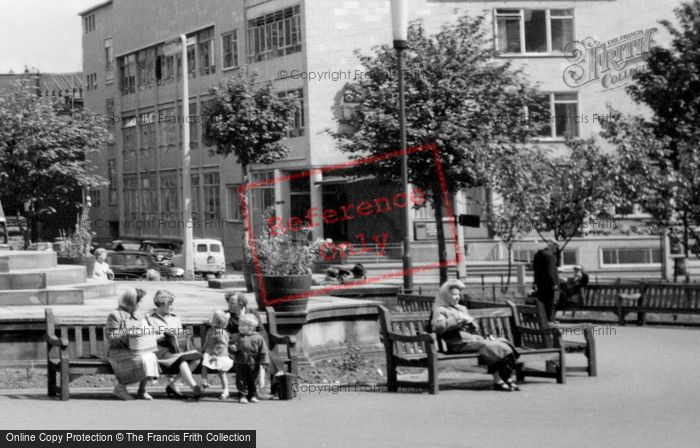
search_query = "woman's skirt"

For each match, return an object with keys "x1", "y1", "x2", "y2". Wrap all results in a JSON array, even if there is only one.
[
  {"x1": 155, "y1": 347, "x2": 202, "y2": 375},
  {"x1": 107, "y1": 348, "x2": 159, "y2": 385}
]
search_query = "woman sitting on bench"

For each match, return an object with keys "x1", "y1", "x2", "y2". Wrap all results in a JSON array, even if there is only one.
[
  {"x1": 105, "y1": 287, "x2": 160, "y2": 400},
  {"x1": 431, "y1": 280, "x2": 521, "y2": 392}
]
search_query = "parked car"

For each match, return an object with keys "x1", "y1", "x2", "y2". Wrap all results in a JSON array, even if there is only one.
[
  {"x1": 139, "y1": 239, "x2": 183, "y2": 266},
  {"x1": 106, "y1": 250, "x2": 184, "y2": 280},
  {"x1": 111, "y1": 239, "x2": 142, "y2": 251},
  {"x1": 172, "y1": 238, "x2": 226, "y2": 278}
]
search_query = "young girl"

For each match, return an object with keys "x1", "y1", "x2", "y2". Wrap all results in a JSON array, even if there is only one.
[{"x1": 201, "y1": 310, "x2": 234, "y2": 399}]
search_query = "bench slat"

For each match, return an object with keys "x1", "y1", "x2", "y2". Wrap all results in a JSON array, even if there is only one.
[
  {"x1": 88, "y1": 326, "x2": 98, "y2": 358},
  {"x1": 75, "y1": 326, "x2": 83, "y2": 358}
]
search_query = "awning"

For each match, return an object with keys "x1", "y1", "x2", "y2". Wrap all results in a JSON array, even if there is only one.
[{"x1": 314, "y1": 175, "x2": 375, "y2": 186}]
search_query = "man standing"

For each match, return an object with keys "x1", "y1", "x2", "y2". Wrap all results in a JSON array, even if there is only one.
[{"x1": 532, "y1": 241, "x2": 560, "y2": 322}]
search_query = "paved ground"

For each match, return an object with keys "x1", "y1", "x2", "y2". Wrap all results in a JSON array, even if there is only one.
[{"x1": 2, "y1": 325, "x2": 699, "y2": 448}]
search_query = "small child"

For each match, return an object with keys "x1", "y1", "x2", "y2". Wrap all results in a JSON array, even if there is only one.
[
  {"x1": 201, "y1": 310, "x2": 234, "y2": 399},
  {"x1": 229, "y1": 314, "x2": 269, "y2": 404}
]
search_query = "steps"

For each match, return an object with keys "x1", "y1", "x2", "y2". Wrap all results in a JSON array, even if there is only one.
[{"x1": 0, "y1": 250, "x2": 116, "y2": 306}]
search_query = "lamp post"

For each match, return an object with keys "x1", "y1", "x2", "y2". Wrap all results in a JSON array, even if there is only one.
[
  {"x1": 164, "y1": 35, "x2": 194, "y2": 280},
  {"x1": 391, "y1": 0, "x2": 413, "y2": 291}
]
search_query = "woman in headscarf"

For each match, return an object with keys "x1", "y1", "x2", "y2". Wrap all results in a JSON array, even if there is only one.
[
  {"x1": 431, "y1": 279, "x2": 521, "y2": 391},
  {"x1": 105, "y1": 287, "x2": 159, "y2": 400},
  {"x1": 147, "y1": 290, "x2": 203, "y2": 400}
]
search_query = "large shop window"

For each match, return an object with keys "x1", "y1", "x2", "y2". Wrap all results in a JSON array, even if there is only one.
[
  {"x1": 248, "y1": 5, "x2": 302, "y2": 63},
  {"x1": 495, "y1": 9, "x2": 574, "y2": 55},
  {"x1": 601, "y1": 247, "x2": 661, "y2": 265}
]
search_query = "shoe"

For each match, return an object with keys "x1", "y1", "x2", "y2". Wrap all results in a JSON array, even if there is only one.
[
  {"x1": 136, "y1": 392, "x2": 153, "y2": 400},
  {"x1": 192, "y1": 385, "x2": 202, "y2": 401},
  {"x1": 249, "y1": 397, "x2": 259, "y2": 403},
  {"x1": 492, "y1": 382, "x2": 512, "y2": 392},
  {"x1": 113, "y1": 384, "x2": 135, "y2": 401},
  {"x1": 219, "y1": 392, "x2": 230, "y2": 400},
  {"x1": 201, "y1": 381, "x2": 210, "y2": 389},
  {"x1": 239, "y1": 397, "x2": 249, "y2": 404},
  {"x1": 505, "y1": 380, "x2": 520, "y2": 391},
  {"x1": 165, "y1": 384, "x2": 185, "y2": 399}
]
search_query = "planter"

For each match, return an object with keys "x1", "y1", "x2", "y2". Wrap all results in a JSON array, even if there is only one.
[
  {"x1": 242, "y1": 261, "x2": 256, "y2": 292},
  {"x1": 57, "y1": 255, "x2": 96, "y2": 278},
  {"x1": 253, "y1": 274, "x2": 312, "y2": 312}
]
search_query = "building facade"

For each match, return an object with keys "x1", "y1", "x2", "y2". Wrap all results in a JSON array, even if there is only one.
[{"x1": 80, "y1": 0, "x2": 685, "y2": 279}]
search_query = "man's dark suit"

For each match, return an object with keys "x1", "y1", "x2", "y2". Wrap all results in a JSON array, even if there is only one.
[{"x1": 532, "y1": 247, "x2": 559, "y2": 321}]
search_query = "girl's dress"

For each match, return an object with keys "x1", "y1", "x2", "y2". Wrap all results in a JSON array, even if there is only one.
[{"x1": 201, "y1": 327, "x2": 234, "y2": 372}]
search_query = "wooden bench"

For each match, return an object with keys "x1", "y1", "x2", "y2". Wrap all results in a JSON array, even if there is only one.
[
  {"x1": 45, "y1": 307, "x2": 297, "y2": 400},
  {"x1": 626, "y1": 283, "x2": 700, "y2": 325},
  {"x1": 399, "y1": 294, "x2": 595, "y2": 377},
  {"x1": 568, "y1": 283, "x2": 643, "y2": 324},
  {"x1": 378, "y1": 304, "x2": 565, "y2": 394}
]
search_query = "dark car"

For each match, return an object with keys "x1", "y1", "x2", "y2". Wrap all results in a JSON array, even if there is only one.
[
  {"x1": 139, "y1": 239, "x2": 183, "y2": 266},
  {"x1": 106, "y1": 250, "x2": 184, "y2": 280},
  {"x1": 111, "y1": 239, "x2": 143, "y2": 251}
]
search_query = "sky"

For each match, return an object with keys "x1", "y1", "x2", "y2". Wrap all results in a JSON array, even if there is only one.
[{"x1": 0, "y1": 0, "x2": 100, "y2": 74}]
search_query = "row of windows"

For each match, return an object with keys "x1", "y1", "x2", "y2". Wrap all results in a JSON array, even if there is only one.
[
  {"x1": 122, "y1": 171, "x2": 221, "y2": 222},
  {"x1": 116, "y1": 5, "x2": 301, "y2": 95},
  {"x1": 514, "y1": 247, "x2": 661, "y2": 267}
]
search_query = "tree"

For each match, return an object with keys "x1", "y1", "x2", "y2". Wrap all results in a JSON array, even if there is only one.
[
  {"x1": 488, "y1": 147, "x2": 551, "y2": 286},
  {"x1": 0, "y1": 81, "x2": 109, "y2": 248},
  {"x1": 529, "y1": 139, "x2": 621, "y2": 264},
  {"x1": 602, "y1": 1, "x2": 700, "y2": 269},
  {"x1": 203, "y1": 71, "x2": 299, "y2": 257},
  {"x1": 330, "y1": 13, "x2": 547, "y2": 283}
]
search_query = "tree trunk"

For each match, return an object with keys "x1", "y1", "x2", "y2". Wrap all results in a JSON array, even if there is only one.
[{"x1": 432, "y1": 185, "x2": 448, "y2": 285}]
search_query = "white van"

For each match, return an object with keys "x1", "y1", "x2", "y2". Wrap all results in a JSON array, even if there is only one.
[{"x1": 172, "y1": 238, "x2": 226, "y2": 278}]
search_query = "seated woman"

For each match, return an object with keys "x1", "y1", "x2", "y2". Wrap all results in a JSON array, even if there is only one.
[
  {"x1": 223, "y1": 292, "x2": 287, "y2": 394},
  {"x1": 105, "y1": 287, "x2": 159, "y2": 400},
  {"x1": 147, "y1": 290, "x2": 202, "y2": 400},
  {"x1": 559, "y1": 266, "x2": 589, "y2": 308},
  {"x1": 431, "y1": 280, "x2": 521, "y2": 392}
]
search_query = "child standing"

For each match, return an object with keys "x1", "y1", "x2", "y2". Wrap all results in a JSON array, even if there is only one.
[
  {"x1": 201, "y1": 310, "x2": 234, "y2": 399},
  {"x1": 229, "y1": 314, "x2": 269, "y2": 403}
]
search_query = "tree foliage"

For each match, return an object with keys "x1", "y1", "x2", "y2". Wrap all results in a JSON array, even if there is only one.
[
  {"x1": 0, "y1": 81, "x2": 109, "y2": 247},
  {"x1": 330, "y1": 13, "x2": 547, "y2": 282},
  {"x1": 203, "y1": 71, "x2": 297, "y2": 175}
]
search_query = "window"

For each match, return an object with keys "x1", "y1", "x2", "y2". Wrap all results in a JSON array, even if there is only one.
[
  {"x1": 119, "y1": 54, "x2": 136, "y2": 94},
  {"x1": 536, "y1": 92, "x2": 579, "y2": 139},
  {"x1": 86, "y1": 73, "x2": 97, "y2": 91},
  {"x1": 203, "y1": 172, "x2": 220, "y2": 220},
  {"x1": 248, "y1": 5, "x2": 302, "y2": 63},
  {"x1": 139, "y1": 112, "x2": 155, "y2": 160},
  {"x1": 156, "y1": 45, "x2": 178, "y2": 84},
  {"x1": 198, "y1": 28, "x2": 215, "y2": 75},
  {"x1": 140, "y1": 174, "x2": 157, "y2": 221},
  {"x1": 280, "y1": 89, "x2": 305, "y2": 137},
  {"x1": 197, "y1": 244, "x2": 208, "y2": 253},
  {"x1": 160, "y1": 172, "x2": 179, "y2": 219},
  {"x1": 108, "y1": 159, "x2": 117, "y2": 205},
  {"x1": 84, "y1": 15, "x2": 95, "y2": 33},
  {"x1": 495, "y1": 9, "x2": 574, "y2": 55},
  {"x1": 601, "y1": 247, "x2": 661, "y2": 265},
  {"x1": 104, "y1": 38, "x2": 114, "y2": 72},
  {"x1": 158, "y1": 107, "x2": 179, "y2": 152},
  {"x1": 227, "y1": 185, "x2": 243, "y2": 220},
  {"x1": 189, "y1": 102, "x2": 199, "y2": 149},
  {"x1": 210, "y1": 244, "x2": 221, "y2": 252},
  {"x1": 187, "y1": 39, "x2": 196, "y2": 78},
  {"x1": 90, "y1": 188, "x2": 101, "y2": 208},
  {"x1": 191, "y1": 173, "x2": 200, "y2": 220},
  {"x1": 561, "y1": 249, "x2": 579, "y2": 266},
  {"x1": 123, "y1": 176, "x2": 139, "y2": 221},
  {"x1": 105, "y1": 99, "x2": 115, "y2": 129},
  {"x1": 222, "y1": 30, "x2": 239, "y2": 69},
  {"x1": 122, "y1": 117, "x2": 137, "y2": 162}
]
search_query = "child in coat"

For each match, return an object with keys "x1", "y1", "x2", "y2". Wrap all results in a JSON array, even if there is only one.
[
  {"x1": 229, "y1": 313, "x2": 269, "y2": 403},
  {"x1": 201, "y1": 310, "x2": 234, "y2": 399}
]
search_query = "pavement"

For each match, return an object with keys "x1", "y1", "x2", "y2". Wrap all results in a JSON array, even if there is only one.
[{"x1": 1, "y1": 325, "x2": 699, "y2": 448}]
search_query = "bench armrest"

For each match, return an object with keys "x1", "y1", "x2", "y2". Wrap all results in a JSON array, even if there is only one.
[
  {"x1": 269, "y1": 331, "x2": 296, "y2": 347},
  {"x1": 47, "y1": 334, "x2": 69, "y2": 349}
]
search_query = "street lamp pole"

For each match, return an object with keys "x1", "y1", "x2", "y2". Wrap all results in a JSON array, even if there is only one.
[
  {"x1": 179, "y1": 34, "x2": 194, "y2": 280},
  {"x1": 391, "y1": 0, "x2": 413, "y2": 292}
]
